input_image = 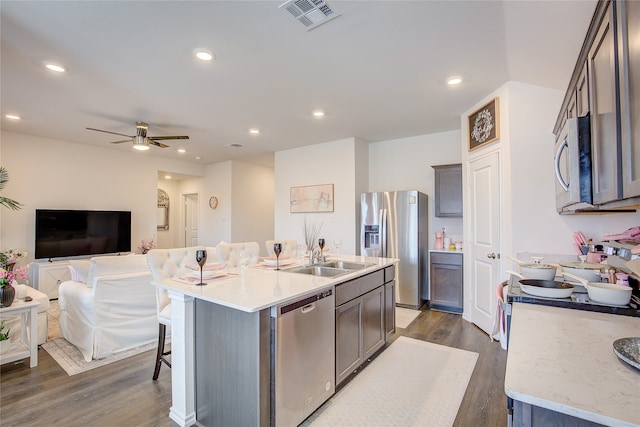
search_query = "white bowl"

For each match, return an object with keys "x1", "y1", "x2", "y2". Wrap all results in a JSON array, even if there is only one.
[{"x1": 520, "y1": 264, "x2": 557, "y2": 280}]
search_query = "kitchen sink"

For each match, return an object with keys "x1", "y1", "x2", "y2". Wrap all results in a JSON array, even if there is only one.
[
  {"x1": 285, "y1": 265, "x2": 351, "y2": 277},
  {"x1": 319, "y1": 260, "x2": 375, "y2": 270}
]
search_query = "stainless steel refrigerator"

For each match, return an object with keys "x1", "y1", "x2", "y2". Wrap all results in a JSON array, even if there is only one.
[{"x1": 359, "y1": 190, "x2": 428, "y2": 309}]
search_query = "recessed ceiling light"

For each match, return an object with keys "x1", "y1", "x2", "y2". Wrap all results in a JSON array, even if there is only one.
[
  {"x1": 5, "y1": 114, "x2": 21, "y2": 120},
  {"x1": 45, "y1": 63, "x2": 67, "y2": 73},
  {"x1": 164, "y1": 175, "x2": 172, "y2": 180},
  {"x1": 312, "y1": 110, "x2": 325, "y2": 118},
  {"x1": 193, "y1": 48, "x2": 215, "y2": 62},
  {"x1": 195, "y1": 156, "x2": 201, "y2": 160},
  {"x1": 177, "y1": 148, "x2": 186, "y2": 153},
  {"x1": 249, "y1": 128, "x2": 260, "y2": 135},
  {"x1": 447, "y1": 76, "x2": 463, "y2": 86}
]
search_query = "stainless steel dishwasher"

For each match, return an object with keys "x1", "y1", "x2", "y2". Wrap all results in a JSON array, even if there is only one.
[{"x1": 271, "y1": 289, "x2": 335, "y2": 426}]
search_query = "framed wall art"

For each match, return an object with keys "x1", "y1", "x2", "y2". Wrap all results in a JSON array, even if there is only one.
[
  {"x1": 290, "y1": 184, "x2": 334, "y2": 213},
  {"x1": 468, "y1": 97, "x2": 500, "y2": 151}
]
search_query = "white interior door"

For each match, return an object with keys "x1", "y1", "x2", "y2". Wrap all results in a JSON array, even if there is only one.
[
  {"x1": 468, "y1": 151, "x2": 502, "y2": 335},
  {"x1": 183, "y1": 193, "x2": 199, "y2": 247}
]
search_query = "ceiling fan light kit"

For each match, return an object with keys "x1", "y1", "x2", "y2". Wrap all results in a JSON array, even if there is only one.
[{"x1": 133, "y1": 135, "x2": 150, "y2": 151}]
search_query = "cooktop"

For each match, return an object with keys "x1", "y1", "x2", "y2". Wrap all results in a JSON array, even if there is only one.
[{"x1": 506, "y1": 277, "x2": 640, "y2": 318}]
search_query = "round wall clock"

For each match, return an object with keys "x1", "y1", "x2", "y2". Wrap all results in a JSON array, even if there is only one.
[{"x1": 209, "y1": 196, "x2": 219, "y2": 209}]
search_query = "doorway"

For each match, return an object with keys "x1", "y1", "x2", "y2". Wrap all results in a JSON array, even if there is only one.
[
  {"x1": 183, "y1": 193, "x2": 199, "y2": 247},
  {"x1": 467, "y1": 150, "x2": 502, "y2": 335}
]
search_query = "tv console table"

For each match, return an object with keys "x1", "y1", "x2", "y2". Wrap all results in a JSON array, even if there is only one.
[{"x1": 30, "y1": 261, "x2": 70, "y2": 299}]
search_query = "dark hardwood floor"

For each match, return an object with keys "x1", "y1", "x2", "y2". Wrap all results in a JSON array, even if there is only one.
[{"x1": 0, "y1": 308, "x2": 507, "y2": 426}]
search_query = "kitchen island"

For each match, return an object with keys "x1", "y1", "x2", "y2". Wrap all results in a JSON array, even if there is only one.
[
  {"x1": 505, "y1": 303, "x2": 640, "y2": 426},
  {"x1": 152, "y1": 255, "x2": 398, "y2": 427}
]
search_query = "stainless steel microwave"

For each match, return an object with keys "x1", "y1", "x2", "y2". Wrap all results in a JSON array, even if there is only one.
[{"x1": 554, "y1": 115, "x2": 593, "y2": 213}]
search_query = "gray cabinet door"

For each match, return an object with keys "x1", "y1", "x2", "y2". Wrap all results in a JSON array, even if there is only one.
[
  {"x1": 589, "y1": 1, "x2": 621, "y2": 204},
  {"x1": 618, "y1": 0, "x2": 640, "y2": 198},
  {"x1": 429, "y1": 253, "x2": 463, "y2": 313},
  {"x1": 384, "y1": 280, "x2": 396, "y2": 340},
  {"x1": 362, "y1": 286, "x2": 385, "y2": 359},
  {"x1": 336, "y1": 297, "x2": 363, "y2": 385},
  {"x1": 433, "y1": 164, "x2": 462, "y2": 217}
]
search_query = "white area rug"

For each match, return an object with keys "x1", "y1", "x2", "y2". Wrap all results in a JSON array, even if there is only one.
[
  {"x1": 42, "y1": 338, "x2": 157, "y2": 376},
  {"x1": 396, "y1": 306, "x2": 421, "y2": 329},
  {"x1": 303, "y1": 336, "x2": 478, "y2": 427}
]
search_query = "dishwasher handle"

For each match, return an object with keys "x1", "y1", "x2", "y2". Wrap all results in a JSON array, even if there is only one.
[
  {"x1": 278, "y1": 289, "x2": 332, "y2": 316},
  {"x1": 300, "y1": 303, "x2": 316, "y2": 314}
]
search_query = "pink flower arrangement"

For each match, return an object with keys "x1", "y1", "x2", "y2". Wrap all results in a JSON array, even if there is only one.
[
  {"x1": 0, "y1": 264, "x2": 29, "y2": 286},
  {"x1": 0, "y1": 248, "x2": 29, "y2": 286},
  {"x1": 138, "y1": 237, "x2": 156, "y2": 254}
]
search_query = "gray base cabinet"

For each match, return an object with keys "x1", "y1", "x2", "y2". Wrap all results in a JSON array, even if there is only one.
[
  {"x1": 429, "y1": 252, "x2": 463, "y2": 313},
  {"x1": 335, "y1": 267, "x2": 395, "y2": 386}
]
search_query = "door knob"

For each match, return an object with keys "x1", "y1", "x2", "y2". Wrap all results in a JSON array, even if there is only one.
[{"x1": 487, "y1": 253, "x2": 496, "y2": 259}]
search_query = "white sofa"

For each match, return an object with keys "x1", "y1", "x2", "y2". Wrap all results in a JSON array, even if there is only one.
[{"x1": 58, "y1": 254, "x2": 156, "y2": 361}]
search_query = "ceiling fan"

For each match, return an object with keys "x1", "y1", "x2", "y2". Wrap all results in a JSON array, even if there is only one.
[{"x1": 86, "y1": 121, "x2": 189, "y2": 151}]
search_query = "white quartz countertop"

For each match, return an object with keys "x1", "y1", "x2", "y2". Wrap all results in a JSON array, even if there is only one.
[
  {"x1": 505, "y1": 303, "x2": 640, "y2": 427},
  {"x1": 429, "y1": 249, "x2": 464, "y2": 254},
  {"x1": 152, "y1": 255, "x2": 398, "y2": 313}
]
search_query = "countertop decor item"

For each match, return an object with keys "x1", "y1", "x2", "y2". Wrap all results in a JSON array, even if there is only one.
[
  {"x1": 612, "y1": 337, "x2": 640, "y2": 370},
  {"x1": 468, "y1": 97, "x2": 500, "y2": 151}
]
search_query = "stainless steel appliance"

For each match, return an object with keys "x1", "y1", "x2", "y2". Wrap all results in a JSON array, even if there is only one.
[
  {"x1": 359, "y1": 190, "x2": 428, "y2": 308},
  {"x1": 554, "y1": 115, "x2": 593, "y2": 213},
  {"x1": 271, "y1": 289, "x2": 335, "y2": 427}
]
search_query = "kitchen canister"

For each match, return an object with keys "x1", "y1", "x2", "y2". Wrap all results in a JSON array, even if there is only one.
[{"x1": 435, "y1": 232, "x2": 444, "y2": 249}]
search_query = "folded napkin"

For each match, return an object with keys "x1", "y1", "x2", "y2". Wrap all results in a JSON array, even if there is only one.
[
  {"x1": 185, "y1": 263, "x2": 226, "y2": 271},
  {"x1": 172, "y1": 272, "x2": 236, "y2": 284}
]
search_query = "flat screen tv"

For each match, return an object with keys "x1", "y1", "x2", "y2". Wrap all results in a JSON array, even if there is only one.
[{"x1": 35, "y1": 209, "x2": 131, "y2": 260}]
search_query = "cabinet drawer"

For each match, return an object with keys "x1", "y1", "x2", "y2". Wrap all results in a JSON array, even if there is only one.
[
  {"x1": 384, "y1": 265, "x2": 395, "y2": 283},
  {"x1": 430, "y1": 252, "x2": 462, "y2": 265},
  {"x1": 336, "y1": 269, "x2": 384, "y2": 306}
]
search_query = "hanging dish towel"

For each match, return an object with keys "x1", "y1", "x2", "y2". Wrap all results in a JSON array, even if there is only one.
[{"x1": 490, "y1": 282, "x2": 508, "y2": 350}]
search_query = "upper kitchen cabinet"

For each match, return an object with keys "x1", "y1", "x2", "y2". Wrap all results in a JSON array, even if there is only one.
[
  {"x1": 553, "y1": 0, "x2": 640, "y2": 211},
  {"x1": 433, "y1": 163, "x2": 462, "y2": 217},
  {"x1": 589, "y1": 0, "x2": 620, "y2": 205},
  {"x1": 617, "y1": 0, "x2": 640, "y2": 199}
]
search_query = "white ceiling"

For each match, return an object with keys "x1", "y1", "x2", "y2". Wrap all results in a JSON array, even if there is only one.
[{"x1": 1, "y1": 1, "x2": 596, "y2": 169}]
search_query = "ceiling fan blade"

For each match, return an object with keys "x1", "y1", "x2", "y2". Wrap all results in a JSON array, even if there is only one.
[
  {"x1": 109, "y1": 139, "x2": 132, "y2": 144},
  {"x1": 86, "y1": 127, "x2": 134, "y2": 138},
  {"x1": 148, "y1": 140, "x2": 170, "y2": 148},
  {"x1": 148, "y1": 135, "x2": 190, "y2": 141}
]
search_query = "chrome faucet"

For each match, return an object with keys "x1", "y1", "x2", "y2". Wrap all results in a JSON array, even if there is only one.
[{"x1": 310, "y1": 247, "x2": 322, "y2": 265}]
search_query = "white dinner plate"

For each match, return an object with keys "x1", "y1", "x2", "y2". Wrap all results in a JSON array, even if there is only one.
[
  {"x1": 261, "y1": 258, "x2": 296, "y2": 267},
  {"x1": 186, "y1": 270, "x2": 226, "y2": 280}
]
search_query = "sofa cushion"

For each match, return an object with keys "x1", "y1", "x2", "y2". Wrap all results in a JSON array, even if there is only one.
[
  {"x1": 86, "y1": 254, "x2": 147, "y2": 287},
  {"x1": 68, "y1": 260, "x2": 91, "y2": 284}
]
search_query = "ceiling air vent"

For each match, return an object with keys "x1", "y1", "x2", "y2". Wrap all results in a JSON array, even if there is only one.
[
  {"x1": 227, "y1": 143, "x2": 243, "y2": 148},
  {"x1": 279, "y1": 0, "x2": 341, "y2": 30}
]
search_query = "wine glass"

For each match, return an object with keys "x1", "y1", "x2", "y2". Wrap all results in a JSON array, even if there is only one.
[
  {"x1": 273, "y1": 243, "x2": 282, "y2": 270},
  {"x1": 334, "y1": 239, "x2": 342, "y2": 255},
  {"x1": 195, "y1": 249, "x2": 207, "y2": 286},
  {"x1": 318, "y1": 238, "x2": 325, "y2": 261}
]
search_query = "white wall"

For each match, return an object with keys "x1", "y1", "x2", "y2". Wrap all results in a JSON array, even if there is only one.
[
  {"x1": 275, "y1": 138, "x2": 364, "y2": 255},
  {"x1": 368, "y1": 130, "x2": 464, "y2": 247},
  {"x1": 231, "y1": 161, "x2": 275, "y2": 254},
  {"x1": 0, "y1": 131, "x2": 205, "y2": 262}
]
